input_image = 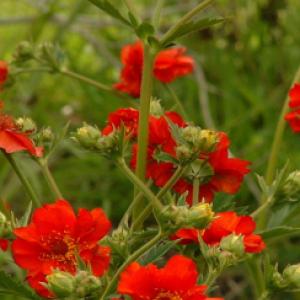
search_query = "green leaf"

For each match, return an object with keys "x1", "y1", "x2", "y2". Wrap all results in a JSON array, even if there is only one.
[
  {"x1": 161, "y1": 17, "x2": 225, "y2": 47},
  {"x1": 87, "y1": 0, "x2": 131, "y2": 26},
  {"x1": 18, "y1": 201, "x2": 33, "y2": 227},
  {"x1": 139, "y1": 241, "x2": 177, "y2": 265},
  {"x1": 259, "y1": 226, "x2": 300, "y2": 240},
  {"x1": 0, "y1": 271, "x2": 42, "y2": 300}
]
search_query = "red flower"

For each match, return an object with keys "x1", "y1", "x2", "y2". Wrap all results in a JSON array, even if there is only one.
[
  {"x1": 288, "y1": 84, "x2": 300, "y2": 108},
  {"x1": 285, "y1": 110, "x2": 300, "y2": 133},
  {"x1": 0, "y1": 238, "x2": 8, "y2": 251},
  {"x1": 202, "y1": 211, "x2": 265, "y2": 253},
  {"x1": 170, "y1": 228, "x2": 200, "y2": 244},
  {"x1": 118, "y1": 255, "x2": 223, "y2": 300},
  {"x1": 0, "y1": 106, "x2": 43, "y2": 157},
  {"x1": 285, "y1": 83, "x2": 300, "y2": 132},
  {"x1": 0, "y1": 61, "x2": 8, "y2": 86},
  {"x1": 114, "y1": 42, "x2": 194, "y2": 98},
  {"x1": 102, "y1": 107, "x2": 139, "y2": 137},
  {"x1": 154, "y1": 48, "x2": 195, "y2": 83},
  {"x1": 12, "y1": 200, "x2": 111, "y2": 296}
]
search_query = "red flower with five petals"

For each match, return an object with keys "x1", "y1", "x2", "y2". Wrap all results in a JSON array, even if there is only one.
[
  {"x1": 12, "y1": 200, "x2": 111, "y2": 296},
  {"x1": 118, "y1": 255, "x2": 223, "y2": 300}
]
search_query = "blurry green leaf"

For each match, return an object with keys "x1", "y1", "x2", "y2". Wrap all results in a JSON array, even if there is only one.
[
  {"x1": 128, "y1": 12, "x2": 139, "y2": 28},
  {"x1": 161, "y1": 17, "x2": 225, "y2": 47},
  {"x1": 18, "y1": 201, "x2": 32, "y2": 227},
  {"x1": 153, "y1": 151, "x2": 178, "y2": 164},
  {"x1": 139, "y1": 240, "x2": 177, "y2": 265},
  {"x1": 0, "y1": 271, "x2": 42, "y2": 300},
  {"x1": 259, "y1": 226, "x2": 300, "y2": 240},
  {"x1": 87, "y1": 0, "x2": 131, "y2": 26}
]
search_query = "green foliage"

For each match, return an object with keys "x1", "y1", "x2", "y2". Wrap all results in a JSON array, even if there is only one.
[{"x1": 0, "y1": 271, "x2": 42, "y2": 300}]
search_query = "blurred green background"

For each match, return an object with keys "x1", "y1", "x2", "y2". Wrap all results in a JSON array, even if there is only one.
[{"x1": 1, "y1": 0, "x2": 300, "y2": 299}]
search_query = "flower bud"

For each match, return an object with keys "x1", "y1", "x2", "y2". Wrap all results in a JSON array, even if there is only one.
[
  {"x1": 198, "y1": 129, "x2": 219, "y2": 152},
  {"x1": 74, "y1": 124, "x2": 101, "y2": 149},
  {"x1": 16, "y1": 117, "x2": 37, "y2": 133},
  {"x1": 150, "y1": 98, "x2": 164, "y2": 116},
  {"x1": 0, "y1": 212, "x2": 6, "y2": 235},
  {"x1": 282, "y1": 171, "x2": 300, "y2": 201},
  {"x1": 95, "y1": 132, "x2": 118, "y2": 153},
  {"x1": 74, "y1": 271, "x2": 101, "y2": 297},
  {"x1": 176, "y1": 144, "x2": 193, "y2": 161},
  {"x1": 283, "y1": 264, "x2": 300, "y2": 288},
  {"x1": 47, "y1": 271, "x2": 75, "y2": 297},
  {"x1": 39, "y1": 127, "x2": 54, "y2": 142},
  {"x1": 220, "y1": 234, "x2": 244, "y2": 256},
  {"x1": 188, "y1": 203, "x2": 214, "y2": 229},
  {"x1": 14, "y1": 41, "x2": 34, "y2": 62}
]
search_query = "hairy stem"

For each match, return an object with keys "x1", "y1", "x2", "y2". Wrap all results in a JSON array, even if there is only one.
[{"x1": 37, "y1": 158, "x2": 63, "y2": 200}]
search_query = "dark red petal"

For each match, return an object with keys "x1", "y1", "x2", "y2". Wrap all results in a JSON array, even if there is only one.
[{"x1": 243, "y1": 234, "x2": 266, "y2": 253}]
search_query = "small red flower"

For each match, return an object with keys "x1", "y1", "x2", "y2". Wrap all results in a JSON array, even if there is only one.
[
  {"x1": 102, "y1": 107, "x2": 139, "y2": 137},
  {"x1": 0, "y1": 61, "x2": 8, "y2": 86},
  {"x1": 202, "y1": 211, "x2": 265, "y2": 253},
  {"x1": 118, "y1": 255, "x2": 223, "y2": 300},
  {"x1": 170, "y1": 228, "x2": 200, "y2": 244},
  {"x1": 114, "y1": 42, "x2": 194, "y2": 98},
  {"x1": 12, "y1": 200, "x2": 111, "y2": 296},
  {"x1": 0, "y1": 105, "x2": 43, "y2": 157},
  {"x1": 0, "y1": 238, "x2": 9, "y2": 251},
  {"x1": 285, "y1": 83, "x2": 300, "y2": 132}
]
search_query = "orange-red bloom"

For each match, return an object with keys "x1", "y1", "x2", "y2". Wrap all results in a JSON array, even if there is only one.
[
  {"x1": 285, "y1": 83, "x2": 300, "y2": 132},
  {"x1": 202, "y1": 211, "x2": 265, "y2": 253},
  {"x1": 0, "y1": 105, "x2": 43, "y2": 157},
  {"x1": 118, "y1": 255, "x2": 223, "y2": 300},
  {"x1": 114, "y1": 41, "x2": 194, "y2": 98},
  {"x1": 0, "y1": 61, "x2": 8, "y2": 86},
  {"x1": 12, "y1": 200, "x2": 111, "y2": 296}
]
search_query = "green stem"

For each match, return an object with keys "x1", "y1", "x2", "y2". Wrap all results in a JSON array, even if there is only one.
[
  {"x1": 37, "y1": 158, "x2": 63, "y2": 200},
  {"x1": 192, "y1": 177, "x2": 200, "y2": 206},
  {"x1": 258, "y1": 66, "x2": 300, "y2": 228},
  {"x1": 123, "y1": 0, "x2": 139, "y2": 21},
  {"x1": 133, "y1": 43, "x2": 156, "y2": 221},
  {"x1": 152, "y1": 0, "x2": 165, "y2": 30},
  {"x1": 160, "y1": 0, "x2": 214, "y2": 45},
  {"x1": 131, "y1": 166, "x2": 185, "y2": 231},
  {"x1": 100, "y1": 231, "x2": 164, "y2": 300},
  {"x1": 246, "y1": 258, "x2": 266, "y2": 299},
  {"x1": 165, "y1": 84, "x2": 189, "y2": 120},
  {"x1": 2, "y1": 152, "x2": 41, "y2": 207},
  {"x1": 115, "y1": 158, "x2": 163, "y2": 210}
]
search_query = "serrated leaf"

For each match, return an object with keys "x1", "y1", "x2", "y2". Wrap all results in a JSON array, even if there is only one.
[
  {"x1": 87, "y1": 0, "x2": 131, "y2": 26},
  {"x1": 139, "y1": 241, "x2": 177, "y2": 265},
  {"x1": 18, "y1": 201, "x2": 32, "y2": 227},
  {"x1": 0, "y1": 271, "x2": 42, "y2": 300},
  {"x1": 259, "y1": 226, "x2": 300, "y2": 240},
  {"x1": 161, "y1": 17, "x2": 225, "y2": 47}
]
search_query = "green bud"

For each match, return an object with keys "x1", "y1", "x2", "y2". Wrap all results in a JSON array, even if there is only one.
[
  {"x1": 283, "y1": 264, "x2": 300, "y2": 288},
  {"x1": 74, "y1": 271, "x2": 101, "y2": 297},
  {"x1": 39, "y1": 127, "x2": 54, "y2": 142},
  {"x1": 74, "y1": 124, "x2": 101, "y2": 149},
  {"x1": 220, "y1": 234, "x2": 244, "y2": 256},
  {"x1": 47, "y1": 271, "x2": 75, "y2": 297},
  {"x1": 198, "y1": 129, "x2": 219, "y2": 152},
  {"x1": 150, "y1": 98, "x2": 164, "y2": 117},
  {"x1": 0, "y1": 212, "x2": 6, "y2": 236},
  {"x1": 14, "y1": 41, "x2": 34, "y2": 62},
  {"x1": 176, "y1": 144, "x2": 193, "y2": 161},
  {"x1": 188, "y1": 203, "x2": 214, "y2": 229},
  {"x1": 282, "y1": 171, "x2": 300, "y2": 201},
  {"x1": 95, "y1": 132, "x2": 118, "y2": 153},
  {"x1": 16, "y1": 117, "x2": 37, "y2": 133}
]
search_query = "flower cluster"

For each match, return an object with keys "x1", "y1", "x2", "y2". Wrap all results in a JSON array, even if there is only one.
[
  {"x1": 102, "y1": 103, "x2": 250, "y2": 204},
  {"x1": 285, "y1": 83, "x2": 300, "y2": 132},
  {"x1": 12, "y1": 200, "x2": 111, "y2": 297},
  {"x1": 114, "y1": 41, "x2": 194, "y2": 98},
  {"x1": 118, "y1": 255, "x2": 223, "y2": 300}
]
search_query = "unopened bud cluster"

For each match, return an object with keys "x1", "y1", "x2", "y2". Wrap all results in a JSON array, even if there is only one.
[
  {"x1": 150, "y1": 98, "x2": 164, "y2": 117},
  {"x1": 0, "y1": 212, "x2": 11, "y2": 238},
  {"x1": 16, "y1": 117, "x2": 37, "y2": 133},
  {"x1": 73, "y1": 123, "x2": 119, "y2": 155},
  {"x1": 281, "y1": 171, "x2": 300, "y2": 201},
  {"x1": 46, "y1": 270, "x2": 101, "y2": 298},
  {"x1": 176, "y1": 126, "x2": 219, "y2": 162},
  {"x1": 161, "y1": 203, "x2": 214, "y2": 232},
  {"x1": 220, "y1": 234, "x2": 244, "y2": 256},
  {"x1": 272, "y1": 264, "x2": 300, "y2": 289}
]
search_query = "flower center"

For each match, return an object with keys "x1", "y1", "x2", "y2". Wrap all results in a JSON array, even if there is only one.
[
  {"x1": 40, "y1": 231, "x2": 76, "y2": 265},
  {"x1": 154, "y1": 291, "x2": 182, "y2": 300}
]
